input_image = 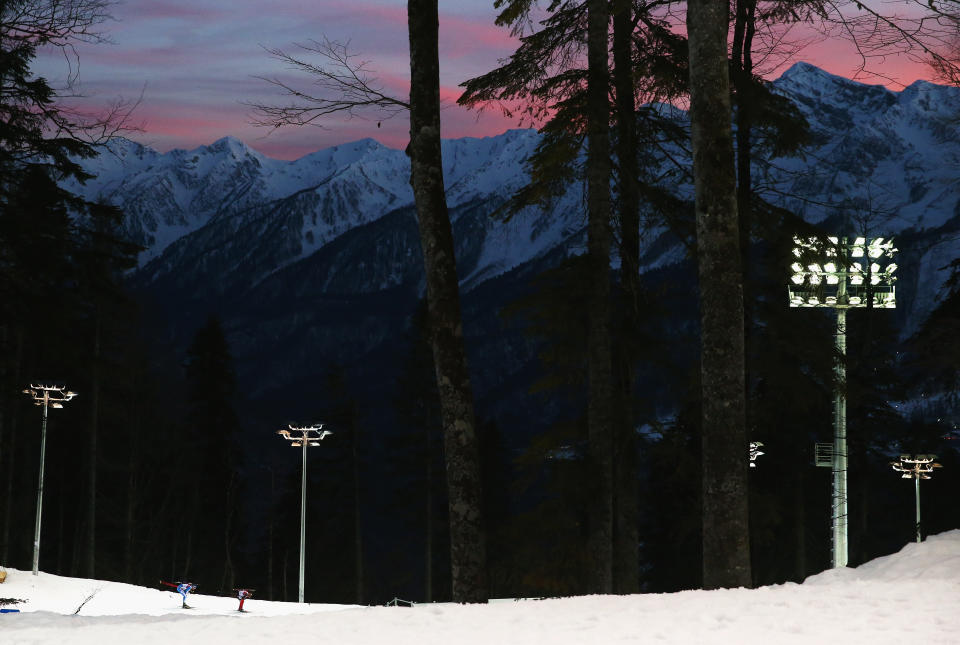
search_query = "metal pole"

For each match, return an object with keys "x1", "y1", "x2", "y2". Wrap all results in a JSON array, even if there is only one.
[
  {"x1": 299, "y1": 436, "x2": 307, "y2": 603},
  {"x1": 832, "y1": 283, "x2": 848, "y2": 568},
  {"x1": 914, "y1": 476, "x2": 921, "y2": 543},
  {"x1": 32, "y1": 395, "x2": 49, "y2": 576}
]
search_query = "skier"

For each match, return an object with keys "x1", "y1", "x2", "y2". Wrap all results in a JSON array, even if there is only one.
[
  {"x1": 161, "y1": 580, "x2": 197, "y2": 608},
  {"x1": 234, "y1": 588, "x2": 254, "y2": 612}
]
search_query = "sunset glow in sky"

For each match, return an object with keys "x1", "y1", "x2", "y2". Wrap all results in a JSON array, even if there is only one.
[{"x1": 34, "y1": 0, "x2": 938, "y2": 160}]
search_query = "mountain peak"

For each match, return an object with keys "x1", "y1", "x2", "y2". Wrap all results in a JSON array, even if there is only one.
[
  {"x1": 209, "y1": 135, "x2": 252, "y2": 155},
  {"x1": 779, "y1": 61, "x2": 831, "y2": 80},
  {"x1": 775, "y1": 61, "x2": 894, "y2": 90}
]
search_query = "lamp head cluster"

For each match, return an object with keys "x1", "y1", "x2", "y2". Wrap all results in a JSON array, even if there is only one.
[
  {"x1": 277, "y1": 424, "x2": 332, "y2": 447},
  {"x1": 22, "y1": 384, "x2": 78, "y2": 408},
  {"x1": 749, "y1": 441, "x2": 765, "y2": 468},
  {"x1": 890, "y1": 454, "x2": 942, "y2": 479},
  {"x1": 788, "y1": 236, "x2": 897, "y2": 309}
]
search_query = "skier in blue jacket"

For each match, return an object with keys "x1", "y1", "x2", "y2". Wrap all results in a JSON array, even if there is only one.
[{"x1": 161, "y1": 580, "x2": 197, "y2": 608}]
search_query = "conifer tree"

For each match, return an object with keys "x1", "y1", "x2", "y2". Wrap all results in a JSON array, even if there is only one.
[{"x1": 183, "y1": 315, "x2": 242, "y2": 591}]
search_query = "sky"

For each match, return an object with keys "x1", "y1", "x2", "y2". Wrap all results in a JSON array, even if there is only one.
[
  {"x1": 2, "y1": 530, "x2": 959, "y2": 643},
  {"x1": 33, "y1": 0, "x2": 938, "y2": 160}
]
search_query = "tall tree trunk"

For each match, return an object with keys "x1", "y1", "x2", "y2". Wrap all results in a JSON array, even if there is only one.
[
  {"x1": 732, "y1": 0, "x2": 756, "y2": 270},
  {"x1": 586, "y1": 0, "x2": 614, "y2": 595},
  {"x1": 352, "y1": 410, "x2": 364, "y2": 604},
  {"x1": 686, "y1": 0, "x2": 752, "y2": 590},
  {"x1": 124, "y1": 380, "x2": 141, "y2": 583},
  {"x1": 732, "y1": 0, "x2": 757, "y2": 447},
  {"x1": 57, "y1": 497, "x2": 66, "y2": 574},
  {"x1": 425, "y1": 422, "x2": 434, "y2": 603},
  {"x1": 267, "y1": 467, "x2": 275, "y2": 600},
  {"x1": 124, "y1": 459, "x2": 136, "y2": 581},
  {"x1": 1, "y1": 325, "x2": 23, "y2": 563},
  {"x1": 612, "y1": 0, "x2": 640, "y2": 595},
  {"x1": 282, "y1": 549, "x2": 289, "y2": 602},
  {"x1": 221, "y1": 473, "x2": 237, "y2": 592},
  {"x1": 794, "y1": 465, "x2": 807, "y2": 581},
  {"x1": 183, "y1": 529, "x2": 193, "y2": 579},
  {"x1": 407, "y1": 0, "x2": 487, "y2": 603},
  {"x1": 0, "y1": 325, "x2": 7, "y2": 562},
  {"x1": 86, "y1": 308, "x2": 101, "y2": 578}
]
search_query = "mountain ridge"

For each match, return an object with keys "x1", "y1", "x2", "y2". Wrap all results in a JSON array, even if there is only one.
[{"x1": 68, "y1": 63, "x2": 960, "y2": 421}]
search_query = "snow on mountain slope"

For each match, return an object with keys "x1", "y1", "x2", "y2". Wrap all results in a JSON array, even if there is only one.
[
  {"x1": 766, "y1": 63, "x2": 960, "y2": 335},
  {"x1": 772, "y1": 62, "x2": 960, "y2": 236},
  {"x1": 68, "y1": 136, "x2": 415, "y2": 266},
  {"x1": 120, "y1": 129, "x2": 582, "y2": 299},
  {"x1": 1, "y1": 530, "x2": 958, "y2": 644},
  {"x1": 70, "y1": 63, "x2": 960, "y2": 330}
]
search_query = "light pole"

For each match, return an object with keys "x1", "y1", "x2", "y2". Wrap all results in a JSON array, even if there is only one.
[
  {"x1": 22, "y1": 383, "x2": 78, "y2": 576},
  {"x1": 277, "y1": 423, "x2": 332, "y2": 603},
  {"x1": 890, "y1": 454, "x2": 942, "y2": 543},
  {"x1": 788, "y1": 235, "x2": 897, "y2": 568}
]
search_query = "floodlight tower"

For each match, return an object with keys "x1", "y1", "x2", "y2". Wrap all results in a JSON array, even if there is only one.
[
  {"x1": 788, "y1": 235, "x2": 897, "y2": 568},
  {"x1": 890, "y1": 454, "x2": 942, "y2": 543},
  {"x1": 22, "y1": 384, "x2": 78, "y2": 576},
  {"x1": 277, "y1": 423, "x2": 332, "y2": 603}
]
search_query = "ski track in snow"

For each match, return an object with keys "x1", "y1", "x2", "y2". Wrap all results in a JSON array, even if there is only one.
[{"x1": 1, "y1": 531, "x2": 958, "y2": 644}]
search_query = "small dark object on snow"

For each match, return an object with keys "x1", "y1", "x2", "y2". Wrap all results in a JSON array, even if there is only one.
[{"x1": 0, "y1": 598, "x2": 24, "y2": 607}]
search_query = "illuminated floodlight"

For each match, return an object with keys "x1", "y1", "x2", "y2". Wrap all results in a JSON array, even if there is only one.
[
  {"x1": 787, "y1": 234, "x2": 901, "y2": 570},
  {"x1": 788, "y1": 236, "x2": 897, "y2": 310}
]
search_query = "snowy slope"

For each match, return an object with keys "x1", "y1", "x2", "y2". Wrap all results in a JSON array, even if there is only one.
[{"x1": 1, "y1": 530, "x2": 958, "y2": 644}]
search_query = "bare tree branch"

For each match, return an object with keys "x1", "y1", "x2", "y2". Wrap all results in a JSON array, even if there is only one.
[
  {"x1": 246, "y1": 37, "x2": 409, "y2": 130},
  {"x1": 1, "y1": 0, "x2": 140, "y2": 154}
]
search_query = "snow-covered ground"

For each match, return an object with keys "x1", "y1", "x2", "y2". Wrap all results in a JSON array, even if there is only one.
[{"x1": 2, "y1": 531, "x2": 959, "y2": 644}]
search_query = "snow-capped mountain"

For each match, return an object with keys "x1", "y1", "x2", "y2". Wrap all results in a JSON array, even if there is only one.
[
  {"x1": 768, "y1": 63, "x2": 960, "y2": 334},
  {"x1": 67, "y1": 62, "x2": 960, "y2": 422},
  {"x1": 71, "y1": 129, "x2": 586, "y2": 294},
  {"x1": 75, "y1": 63, "x2": 960, "y2": 312}
]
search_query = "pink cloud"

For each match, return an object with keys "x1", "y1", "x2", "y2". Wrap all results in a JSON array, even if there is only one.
[
  {"x1": 438, "y1": 13, "x2": 519, "y2": 59},
  {"x1": 134, "y1": 1, "x2": 224, "y2": 20}
]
